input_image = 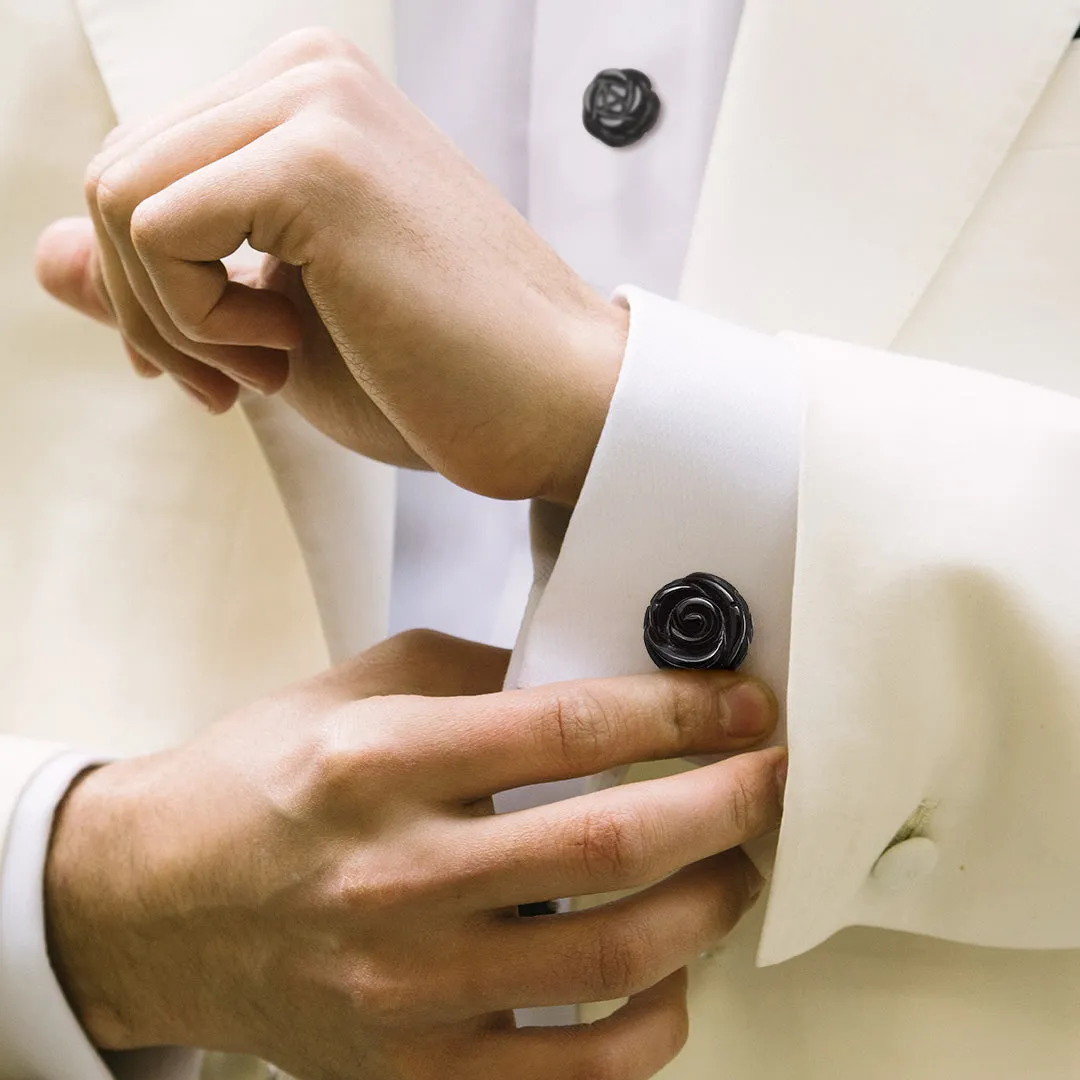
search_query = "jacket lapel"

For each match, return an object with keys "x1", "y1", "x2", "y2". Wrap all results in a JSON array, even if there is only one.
[
  {"x1": 680, "y1": 0, "x2": 1080, "y2": 348},
  {"x1": 76, "y1": 0, "x2": 393, "y2": 120}
]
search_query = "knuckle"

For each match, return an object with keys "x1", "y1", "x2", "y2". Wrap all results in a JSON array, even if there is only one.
[
  {"x1": 93, "y1": 165, "x2": 137, "y2": 226},
  {"x1": 298, "y1": 741, "x2": 353, "y2": 807},
  {"x1": 289, "y1": 115, "x2": 355, "y2": 177},
  {"x1": 84, "y1": 150, "x2": 124, "y2": 207},
  {"x1": 83, "y1": 157, "x2": 106, "y2": 205},
  {"x1": 573, "y1": 805, "x2": 653, "y2": 885},
  {"x1": 723, "y1": 766, "x2": 757, "y2": 838},
  {"x1": 299, "y1": 706, "x2": 400, "y2": 807},
  {"x1": 571, "y1": 1043, "x2": 631, "y2": 1080},
  {"x1": 593, "y1": 923, "x2": 653, "y2": 999},
  {"x1": 282, "y1": 25, "x2": 367, "y2": 67},
  {"x1": 570, "y1": 996, "x2": 687, "y2": 1080},
  {"x1": 659, "y1": 676, "x2": 705, "y2": 752},
  {"x1": 318, "y1": 56, "x2": 371, "y2": 102},
  {"x1": 544, "y1": 686, "x2": 617, "y2": 772},
  {"x1": 348, "y1": 953, "x2": 470, "y2": 1028},
  {"x1": 320, "y1": 848, "x2": 451, "y2": 926},
  {"x1": 344, "y1": 964, "x2": 419, "y2": 1027},
  {"x1": 127, "y1": 198, "x2": 166, "y2": 253},
  {"x1": 284, "y1": 55, "x2": 369, "y2": 115},
  {"x1": 316, "y1": 743, "x2": 388, "y2": 805},
  {"x1": 325, "y1": 863, "x2": 400, "y2": 916},
  {"x1": 175, "y1": 321, "x2": 213, "y2": 346}
]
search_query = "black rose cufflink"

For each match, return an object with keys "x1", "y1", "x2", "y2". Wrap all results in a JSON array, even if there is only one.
[
  {"x1": 583, "y1": 68, "x2": 661, "y2": 148},
  {"x1": 643, "y1": 573, "x2": 753, "y2": 671}
]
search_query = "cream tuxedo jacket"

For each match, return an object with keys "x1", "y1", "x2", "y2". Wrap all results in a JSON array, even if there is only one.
[{"x1": 5, "y1": 1, "x2": 1080, "y2": 1079}]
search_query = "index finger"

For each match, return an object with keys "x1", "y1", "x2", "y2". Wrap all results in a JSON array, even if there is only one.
[
  {"x1": 89, "y1": 26, "x2": 374, "y2": 180},
  {"x1": 370, "y1": 670, "x2": 777, "y2": 800}
]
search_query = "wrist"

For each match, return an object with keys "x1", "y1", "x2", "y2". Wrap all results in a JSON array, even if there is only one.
[
  {"x1": 544, "y1": 296, "x2": 627, "y2": 506},
  {"x1": 44, "y1": 758, "x2": 180, "y2": 1050}
]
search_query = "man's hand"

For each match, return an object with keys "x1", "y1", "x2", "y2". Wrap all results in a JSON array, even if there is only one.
[
  {"x1": 45, "y1": 630, "x2": 784, "y2": 1080},
  {"x1": 35, "y1": 28, "x2": 628, "y2": 504}
]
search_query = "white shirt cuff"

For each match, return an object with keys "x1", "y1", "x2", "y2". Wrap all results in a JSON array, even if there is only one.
[
  {"x1": 0, "y1": 753, "x2": 200, "y2": 1080},
  {"x1": 510, "y1": 284, "x2": 802, "y2": 727},
  {"x1": 507, "y1": 284, "x2": 802, "y2": 872}
]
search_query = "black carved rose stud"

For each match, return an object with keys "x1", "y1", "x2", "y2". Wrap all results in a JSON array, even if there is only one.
[
  {"x1": 583, "y1": 68, "x2": 661, "y2": 148},
  {"x1": 643, "y1": 573, "x2": 753, "y2": 671}
]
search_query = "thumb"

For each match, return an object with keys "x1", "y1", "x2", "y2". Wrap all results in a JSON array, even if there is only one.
[
  {"x1": 35, "y1": 217, "x2": 115, "y2": 325},
  {"x1": 326, "y1": 631, "x2": 512, "y2": 702}
]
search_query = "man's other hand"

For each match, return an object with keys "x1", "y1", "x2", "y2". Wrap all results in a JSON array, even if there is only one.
[
  {"x1": 45, "y1": 630, "x2": 784, "y2": 1080},
  {"x1": 35, "y1": 28, "x2": 629, "y2": 505}
]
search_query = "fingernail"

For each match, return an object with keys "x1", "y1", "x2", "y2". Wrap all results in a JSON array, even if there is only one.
[
  {"x1": 229, "y1": 352, "x2": 289, "y2": 396},
  {"x1": 123, "y1": 342, "x2": 159, "y2": 379},
  {"x1": 775, "y1": 752, "x2": 789, "y2": 810},
  {"x1": 232, "y1": 371, "x2": 274, "y2": 396},
  {"x1": 179, "y1": 382, "x2": 215, "y2": 413},
  {"x1": 721, "y1": 681, "x2": 772, "y2": 739}
]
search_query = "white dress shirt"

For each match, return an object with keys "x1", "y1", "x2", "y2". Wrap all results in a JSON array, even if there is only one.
[
  {"x1": 388, "y1": 0, "x2": 747, "y2": 651},
  {"x1": 0, "y1": 2, "x2": 798, "y2": 1075}
]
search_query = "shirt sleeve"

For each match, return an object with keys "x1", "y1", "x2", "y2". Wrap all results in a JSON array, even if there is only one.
[
  {"x1": 0, "y1": 753, "x2": 201, "y2": 1080},
  {"x1": 509, "y1": 285, "x2": 1080, "y2": 965}
]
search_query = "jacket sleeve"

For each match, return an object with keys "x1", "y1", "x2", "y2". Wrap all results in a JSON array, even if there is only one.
[{"x1": 509, "y1": 285, "x2": 1080, "y2": 965}]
